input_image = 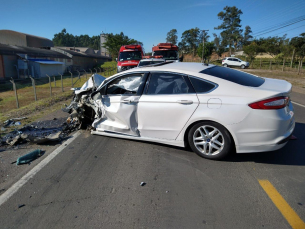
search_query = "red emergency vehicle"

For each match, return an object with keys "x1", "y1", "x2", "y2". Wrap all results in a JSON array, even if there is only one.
[
  {"x1": 152, "y1": 43, "x2": 179, "y2": 62},
  {"x1": 116, "y1": 44, "x2": 144, "y2": 72}
]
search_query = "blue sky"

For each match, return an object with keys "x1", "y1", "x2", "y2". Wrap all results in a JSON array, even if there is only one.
[{"x1": 1, "y1": 0, "x2": 304, "y2": 52}]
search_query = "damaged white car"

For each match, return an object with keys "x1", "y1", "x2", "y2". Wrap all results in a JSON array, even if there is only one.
[{"x1": 65, "y1": 62, "x2": 295, "y2": 160}]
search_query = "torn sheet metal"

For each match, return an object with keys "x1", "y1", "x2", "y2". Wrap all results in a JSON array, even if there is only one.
[
  {"x1": 63, "y1": 73, "x2": 141, "y2": 135},
  {"x1": 75, "y1": 74, "x2": 106, "y2": 95}
]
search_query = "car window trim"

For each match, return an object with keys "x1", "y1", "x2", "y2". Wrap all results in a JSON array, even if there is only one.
[{"x1": 188, "y1": 75, "x2": 218, "y2": 94}]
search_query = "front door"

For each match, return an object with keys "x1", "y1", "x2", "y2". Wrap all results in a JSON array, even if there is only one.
[
  {"x1": 93, "y1": 73, "x2": 145, "y2": 136},
  {"x1": 138, "y1": 72, "x2": 199, "y2": 140}
]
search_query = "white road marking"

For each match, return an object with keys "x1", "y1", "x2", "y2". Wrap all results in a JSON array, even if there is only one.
[
  {"x1": 292, "y1": 101, "x2": 305, "y2": 108},
  {"x1": 0, "y1": 131, "x2": 81, "y2": 207}
]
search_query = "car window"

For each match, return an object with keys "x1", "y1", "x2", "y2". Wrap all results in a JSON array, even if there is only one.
[
  {"x1": 146, "y1": 73, "x2": 191, "y2": 95},
  {"x1": 200, "y1": 66, "x2": 265, "y2": 87},
  {"x1": 106, "y1": 74, "x2": 144, "y2": 95},
  {"x1": 189, "y1": 77, "x2": 216, "y2": 93},
  {"x1": 228, "y1": 58, "x2": 233, "y2": 61},
  {"x1": 139, "y1": 61, "x2": 164, "y2": 66},
  {"x1": 233, "y1": 58, "x2": 238, "y2": 61}
]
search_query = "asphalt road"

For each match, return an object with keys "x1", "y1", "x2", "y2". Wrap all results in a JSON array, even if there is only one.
[{"x1": 0, "y1": 92, "x2": 304, "y2": 229}]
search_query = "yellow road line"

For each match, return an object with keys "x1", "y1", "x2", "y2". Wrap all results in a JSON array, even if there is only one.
[{"x1": 258, "y1": 180, "x2": 305, "y2": 229}]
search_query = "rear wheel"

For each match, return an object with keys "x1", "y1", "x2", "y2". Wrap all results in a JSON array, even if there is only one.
[
  {"x1": 188, "y1": 121, "x2": 233, "y2": 160},
  {"x1": 223, "y1": 64, "x2": 228, "y2": 67},
  {"x1": 241, "y1": 64, "x2": 245, "y2": 69}
]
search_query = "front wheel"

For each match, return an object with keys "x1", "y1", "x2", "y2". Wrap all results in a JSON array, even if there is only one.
[
  {"x1": 188, "y1": 121, "x2": 233, "y2": 160},
  {"x1": 240, "y1": 64, "x2": 245, "y2": 69}
]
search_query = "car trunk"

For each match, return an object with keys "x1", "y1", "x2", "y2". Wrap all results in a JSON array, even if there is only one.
[{"x1": 257, "y1": 78, "x2": 292, "y2": 98}]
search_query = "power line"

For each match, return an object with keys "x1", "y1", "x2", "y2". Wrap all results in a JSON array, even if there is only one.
[
  {"x1": 271, "y1": 24, "x2": 305, "y2": 36},
  {"x1": 251, "y1": 7, "x2": 305, "y2": 32},
  {"x1": 253, "y1": 16, "x2": 305, "y2": 36},
  {"x1": 250, "y1": 1, "x2": 305, "y2": 27},
  {"x1": 253, "y1": 15, "x2": 305, "y2": 35}
]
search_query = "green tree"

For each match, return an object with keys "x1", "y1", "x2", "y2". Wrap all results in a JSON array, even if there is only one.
[
  {"x1": 180, "y1": 27, "x2": 200, "y2": 59},
  {"x1": 213, "y1": 33, "x2": 226, "y2": 59},
  {"x1": 166, "y1": 29, "x2": 178, "y2": 45},
  {"x1": 259, "y1": 36, "x2": 286, "y2": 58},
  {"x1": 215, "y1": 6, "x2": 243, "y2": 56},
  {"x1": 242, "y1": 26, "x2": 253, "y2": 46},
  {"x1": 197, "y1": 42, "x2": 215, "y2": 63},
  {"x1": 243, "y1": 41, "x2": 263, "y2": 66},
  {"x1": 290, "y1": 33, "x2": 305, "y2": 74},
  {"x1": 52, "y1": 29, "x2": 100, "y2": 49},
  {"x1": 102, "y1": 32, "x2": 143, "y2": 58}
]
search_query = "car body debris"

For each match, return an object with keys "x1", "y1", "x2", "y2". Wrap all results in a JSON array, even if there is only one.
[
  {"x1": 0, "y1": 118, "x2": 79, "y2": 147},
  {"x1": 140, "y1": 182, "x2": 146, "y2": 186},
  {"x1": 16, "y1": 149, "x2": 44, "y2": 165},
  {"x1": 4, "y1": 117, "x2": 27, "y2": 127},
  {"x1": 62, "y1": 73, "x2": 107, "y2": 129}
]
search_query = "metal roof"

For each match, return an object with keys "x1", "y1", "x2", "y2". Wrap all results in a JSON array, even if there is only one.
[
  {"x1": 52, "y1": 47, "x2": 111, "y2": 60},
  {"x1": 32, "y1": 61, "x2": 64, "y2": 65},
  {"x1": 0, "y1": 30, "x2": 54, "y2": 48},
  {"x1": 0, "y1": 43, "x2": 70, "y2": 59}
]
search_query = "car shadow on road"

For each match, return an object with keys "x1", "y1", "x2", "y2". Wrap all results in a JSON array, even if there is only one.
[{"x1": 227, "y1": 122, "x2": 305, "y2": 166}]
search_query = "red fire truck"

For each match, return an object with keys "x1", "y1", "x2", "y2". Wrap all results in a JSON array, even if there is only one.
[
  {"x1": 116, "y1": 44, "x2": 144, "y2": 72},
  {"x1": 152, "y1": 43, "x2": 179, "y2": 62}
]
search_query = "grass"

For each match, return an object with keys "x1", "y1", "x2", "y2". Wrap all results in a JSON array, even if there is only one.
[{"x1": 0, "y1": 64, "x2": 117, "y2": 121}]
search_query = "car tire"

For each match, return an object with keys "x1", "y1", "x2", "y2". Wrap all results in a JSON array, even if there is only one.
[
  {"x1": 241, "y1": 64, "x2": 245, "y2": 69},
  {"x1": 188, "y1": 121, "x2": 233, "y2": 160},
  {"x1": 223, "y1": 64, "x2": 228, "y2": 67}
]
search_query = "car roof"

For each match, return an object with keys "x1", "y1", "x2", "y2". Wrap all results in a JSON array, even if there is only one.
[
  {"x1": 105, "y1": 62, "x2": 216, "y2": 83},
  {"x1": 140, "y1": 58, "x2": 165, "y2": 62},
  {"x1": 136, "y1": 62, "x2": 213, "y2": 72}
]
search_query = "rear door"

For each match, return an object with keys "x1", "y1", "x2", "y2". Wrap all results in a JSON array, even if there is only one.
[
  {"x1": 93, "y1": 72, "x2": 148, "y2": 136},
  {"x1": 137, "y1": 72, "x2": 199, "y2": 140}
]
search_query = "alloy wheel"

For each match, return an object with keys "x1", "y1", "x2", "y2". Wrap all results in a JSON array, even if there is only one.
[{"x1": 193, "y1": 125, "x2": 225, "y2": 156}]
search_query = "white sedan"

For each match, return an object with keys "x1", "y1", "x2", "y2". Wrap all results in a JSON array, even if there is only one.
[{"x1": 73, "y1": 62, "x2": 295, "y2": 160}]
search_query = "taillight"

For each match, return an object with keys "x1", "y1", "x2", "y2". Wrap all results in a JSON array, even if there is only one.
[{"x1": 249, "y1": 96, "x2": 289, "y2": 109}]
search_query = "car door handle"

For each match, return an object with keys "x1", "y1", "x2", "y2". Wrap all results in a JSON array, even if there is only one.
[
  {"x1": 123, "y1": 99, "x2": 138, "y2": 103},
  {"x1": 177, "y1": 100, "x2": 193, "y2": 104}
]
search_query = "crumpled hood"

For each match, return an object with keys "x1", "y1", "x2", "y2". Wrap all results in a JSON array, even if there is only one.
[{"x1": 75, "y1": 74, "x2": 106, "y2": 95}]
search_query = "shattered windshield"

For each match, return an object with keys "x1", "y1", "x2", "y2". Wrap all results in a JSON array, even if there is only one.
[
  {"x1": 153, "y1": 51, "x2": 178, "y2": 60},
  {"x1": 119, "y1": 51, "x2": 142, "y2": 61},
  {"x1": 107, "y1": 74, "x2": 143, "y2": 95}
]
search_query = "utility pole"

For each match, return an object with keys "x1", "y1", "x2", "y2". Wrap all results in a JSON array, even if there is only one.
[{"x1": 201, "y1": 30, "x2": 209, "y2": 63}]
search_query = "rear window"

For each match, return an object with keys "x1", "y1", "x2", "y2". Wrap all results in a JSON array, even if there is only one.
[
  {"x1": 189, "y1": 77, "x2": 216, "y2": 93},
  {"x1": 200, "y1": 66, "x2": 265, "y2": 87}
]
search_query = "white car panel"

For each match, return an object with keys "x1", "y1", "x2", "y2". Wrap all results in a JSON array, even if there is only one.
[
  {"x1": 93, "y1": 95, "x2": 140, "y2": 136},
  {"x1": 138, "y1": 94, "x2": 199, "y2": 139}
]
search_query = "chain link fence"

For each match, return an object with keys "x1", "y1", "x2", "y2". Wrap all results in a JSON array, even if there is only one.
[{"x1": 0, "y1": 67, "x2": 116, "y2": 114}]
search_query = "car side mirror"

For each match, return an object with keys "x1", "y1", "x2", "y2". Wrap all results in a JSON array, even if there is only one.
[
  {"x1": 115, "y1": 58, "x2": 118, "y2": 62},
  {"x1": 179, "y1": 57, "x2": 183, "y2": 62}
]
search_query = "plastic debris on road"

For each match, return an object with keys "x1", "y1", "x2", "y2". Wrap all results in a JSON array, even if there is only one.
[
  {"x1": 16, "y1": 149, "x2": 44, "y2": 165},
  {"x1": 3, "y1": 117, "x2": 27, "y2": 127},
  {"x1": 140, "y1": 182, "x2": 146, "y2": 186}
]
